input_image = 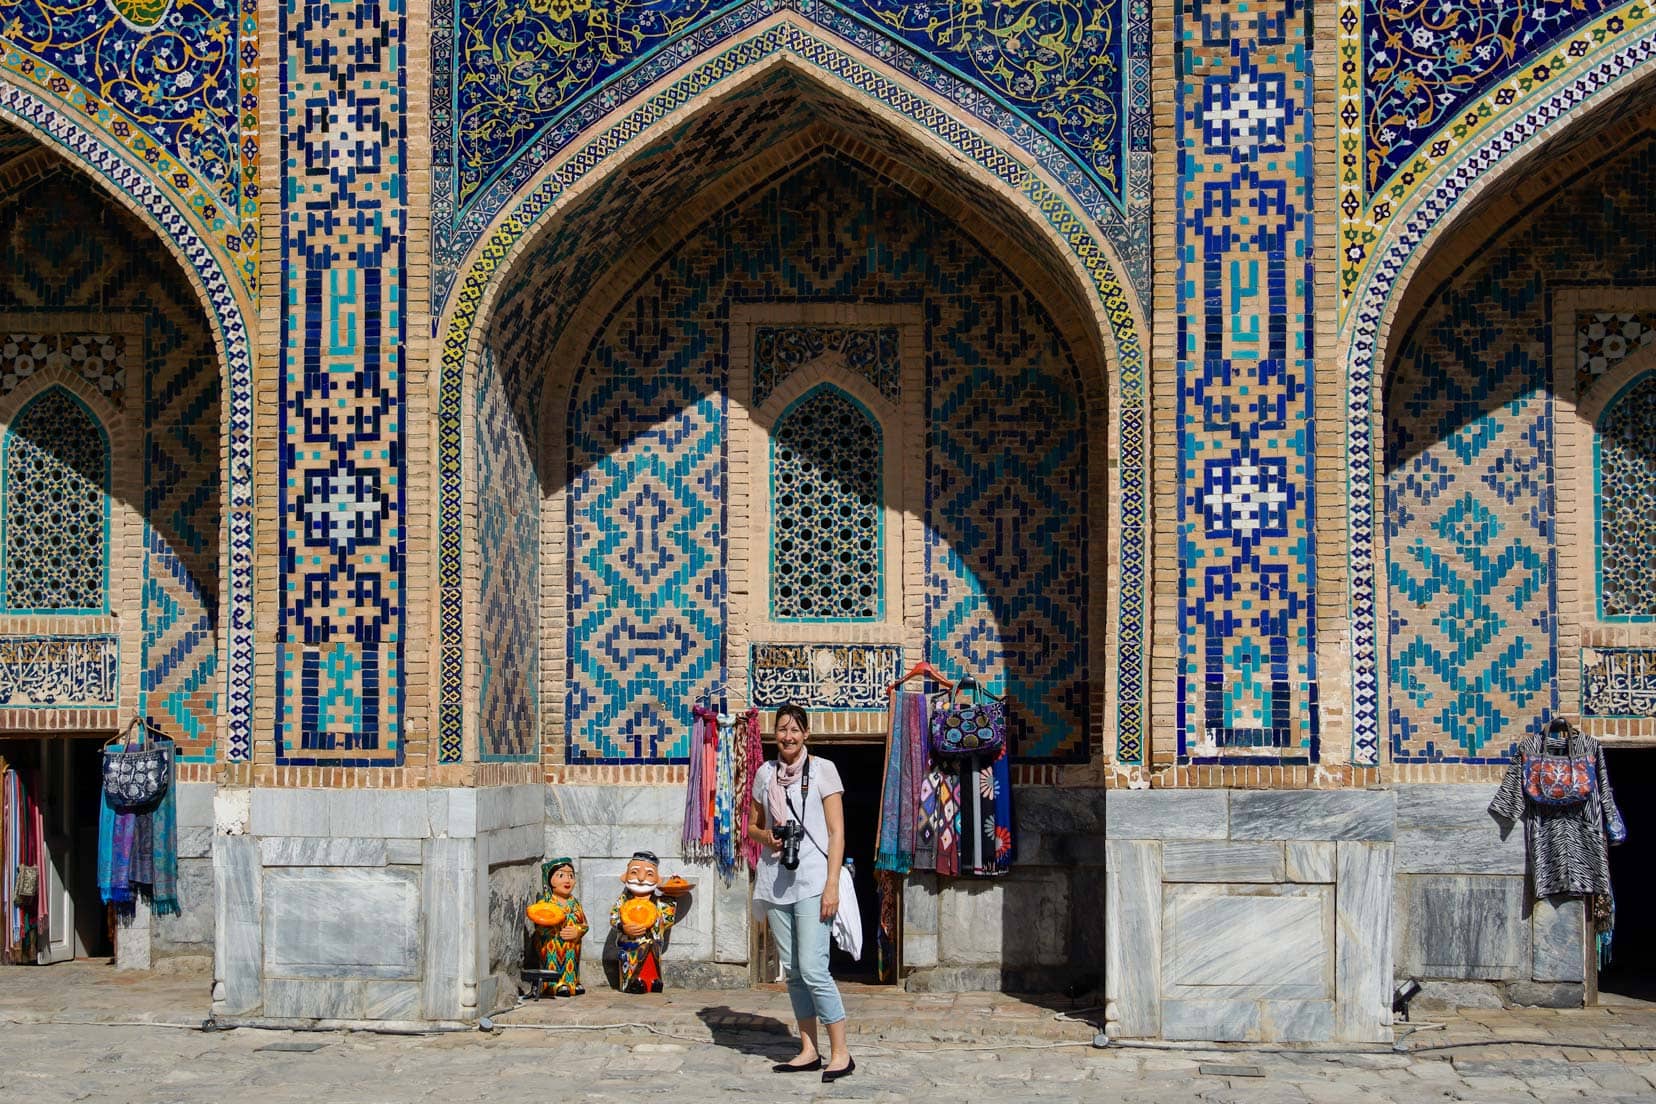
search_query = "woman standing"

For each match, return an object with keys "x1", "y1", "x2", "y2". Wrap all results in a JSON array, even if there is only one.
[{"x1": 746, "y1": 703, "x2": 855, "y2": 1082}]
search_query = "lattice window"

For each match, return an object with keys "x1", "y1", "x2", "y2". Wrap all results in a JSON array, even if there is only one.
[
  {"x1": 1598, "y1": 372, "x2": 1656, "y2": 620},
  {"x1": 770, "y1": 386, "x2": 882, "y2": 620},
  {"x1": 3, "y1": 388, "x2": 108, "y2": 611}
]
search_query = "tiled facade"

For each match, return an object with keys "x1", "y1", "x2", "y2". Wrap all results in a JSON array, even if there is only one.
[{"x1": 0, "y1": 0, "x2": 1652, "y2": 1035}]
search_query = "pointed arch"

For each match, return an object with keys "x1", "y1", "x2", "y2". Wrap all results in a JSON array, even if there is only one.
[
  {"x1": 0, "y1": 81, "x2": 255, "y2": 760},
  {"x1": 1337, "y1": 22, "x2": 1656, "y2": 765},
  {"x1": 434, "y1": 24, "x2": 1148, "y2": 765}
]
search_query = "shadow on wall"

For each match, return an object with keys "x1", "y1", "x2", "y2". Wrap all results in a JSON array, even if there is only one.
[
  {"x1": 1381, "y1": 102, "x2": 1656, "y2": 767},
  {"x1": 0, "y1": 146, "x2": 221, "y2": 760},
  {"x1": 470, "y1": 80, "x2": 1104, "y2": 771}
]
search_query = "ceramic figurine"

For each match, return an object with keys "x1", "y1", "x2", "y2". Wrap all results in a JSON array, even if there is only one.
[
  {"x1": 526, "y1": 856, "x2": 588, "y2": 997},
  {"x1": 609, "y1": 850, "x2": 690, "y2": 993}
]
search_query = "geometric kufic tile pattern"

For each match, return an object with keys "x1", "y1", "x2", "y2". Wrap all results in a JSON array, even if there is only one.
[
  {"x1": 1175, "y1": 0, "x2": 1320, "y2": 762},
  {"x1": 1384, "y1": 237, "x2": 1565, "y2": 765},
  {"x1": 0, "y1": 333, "x2": 127, "y2": 402},
  {"x1": 1343, "y1": 26, "x2": 1656, "y2": 766},
  {"x1": 550, "y1": 154, "x2": 1090, "y2": 763},
  {"x1": 0, "y1": 170, "x2": 222, "y2": 759},
  {"x1": 926, "y1": 299, "x2": 1090, "y2": 762},
  {"x1": 753, "y1": 325, "x2": 899, "y2": 408},
  {"x1": 276, "y1": 0, "x2": 407, "y2": 765},
  {"x1": 0, "y1": 82, "x2": 249, "y2": 763},
  {"x1": 770, "y1": 385, "x2": 882, "y2": 621},
  {"x1": 475, "y1": 349, "x2": 539, "y2": 761},
  {"x1": 436, "y1": 25, "x2": 1150, "y2": 768},
  {"x1": 2, "y1": 387, "x2": 108, "y2": 613},
  {"x1": 1597, "y1": 371, "x2": 1656, "y2": 620},
  {"x1": 1578, "y1": 312, "x2": 1656, "y2": 395},
  {"x1": 143, "y1": 315, "x2": 220, "y2": 761},
  {"x1": 1385, "y1": 135, "x2": 1656, "y2": 762}
]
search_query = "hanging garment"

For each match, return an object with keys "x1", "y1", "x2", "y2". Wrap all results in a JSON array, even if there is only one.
[
  {"x1": 739, "y1": 710, "x2": 764, "y2": 871},
  {"x1": 1490, "y1": 726, "x2": 1624, "y2": 898},
  {"x1": 714, "y1": 711, "x2": 740, "y2": 880},
  {"x1": 680, "y1": 716, "x2": 707, "y2": 857},
  {"x1": 913, "y1": 765, "x2": 940, "y2": 873},
  {"x1": 830, "y1": 863, "x2": 862, "y2": 961},
  {"x1": 876, "y1": 690, "x2": 925, "y2": 873},
  {"x1": 933, "y1": 764, "x2": 960, "y2": 877},
  {"x1": 96, "y1": 734, "x2": 180, "y2": 915},
  {"x1": 874, "y1": 868, "x2": 899, "y2": 983}
]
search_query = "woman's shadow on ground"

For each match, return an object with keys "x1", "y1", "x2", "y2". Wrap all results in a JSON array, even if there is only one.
[{"x1": 694, "y1": 1005, "x2": 795, "y2": 1058}]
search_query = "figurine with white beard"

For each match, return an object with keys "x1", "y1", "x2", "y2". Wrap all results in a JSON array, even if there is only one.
[{"x1": 609, "y1": 850, "x2": 682, "y2": 993}]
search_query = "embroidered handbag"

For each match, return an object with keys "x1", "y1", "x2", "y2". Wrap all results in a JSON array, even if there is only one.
[
  {"x1": 1523, "y1": 755, "x2": 1596, "y2": 807},
  {"x1": 929, "y1": 679, "x2": 1006, "y2": 760},
  {"x1": 102, "y1": 720, "x2": 171, "y2": 810},
  {"x1": 1522, "y1": 722, "x2": 1595, "y2": 808}
]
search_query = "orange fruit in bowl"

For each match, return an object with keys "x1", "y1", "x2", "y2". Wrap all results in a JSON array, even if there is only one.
[
  {"x1": 659, "y1": 875, "x2": 691, "y2": 896},
  {"x1": 526, "y1": 900, "x2": 567, "y2": 928},
  {"x1": 619, "y1": 897, "x2": 659, "y2": 930}
]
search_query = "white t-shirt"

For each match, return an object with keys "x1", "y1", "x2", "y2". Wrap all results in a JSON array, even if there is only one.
[{"x1": 750, "y1": 755, "x2": 844, "y2": 905}]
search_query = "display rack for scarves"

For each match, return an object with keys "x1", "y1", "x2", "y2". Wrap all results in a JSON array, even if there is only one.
[
  {"x1": 98, "y1": 717, "x2": 180, "y2": 916},
  {"x1": 3, "y1": 762, "x2": 43, "y2": 963},
  {"x1": 931, "y1": 677, "x2": 1014, "y2": 878},
  {"x1": 682, "y1": 692, "x2": 763, "y2": 883}
]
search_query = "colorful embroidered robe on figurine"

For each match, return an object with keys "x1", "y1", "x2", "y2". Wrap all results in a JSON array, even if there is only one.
[
  {"x1": 530, "y1": 894, "x2": 588, "y2": 996},
  {"x1": 610, "y1": 893, "x2": 678, "y2": 993}
]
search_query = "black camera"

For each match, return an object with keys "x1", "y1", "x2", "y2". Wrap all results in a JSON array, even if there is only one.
[{"x1": 776, "y1": 820, "x2": 804, "y2": 871}]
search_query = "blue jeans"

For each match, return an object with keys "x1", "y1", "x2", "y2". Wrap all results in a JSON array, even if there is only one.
[{"x1": 764, "y1": 895, "x2": 845, "y2": 1026}]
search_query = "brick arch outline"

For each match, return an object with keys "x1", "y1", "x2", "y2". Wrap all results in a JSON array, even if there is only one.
[
  {"x1": 1339, "y1": 23, "x2": 1656, "y2": 766},
  {"x1": 0, "y1": 77, "x2": 257, "y2": 762},
  {"x1": 433, "y1": 24, "x2": 1151, "y2": 767}
]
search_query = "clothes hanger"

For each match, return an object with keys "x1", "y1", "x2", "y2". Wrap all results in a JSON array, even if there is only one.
[{"x1": 887, "y1": 659, "x2": 955, "y2": 694}]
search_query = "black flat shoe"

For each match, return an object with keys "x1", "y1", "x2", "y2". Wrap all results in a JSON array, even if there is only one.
[
  {"x1": 821, "y1": 1057, "x2": 855, "y2": 1083},
  {"x1": 771, "y1": 1058, "x2": 823, "y2": 1073}
]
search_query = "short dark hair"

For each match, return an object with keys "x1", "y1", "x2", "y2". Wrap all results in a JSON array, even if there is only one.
[{"x1": 774, "y1": 703, "x2": 809, "y2": 734}]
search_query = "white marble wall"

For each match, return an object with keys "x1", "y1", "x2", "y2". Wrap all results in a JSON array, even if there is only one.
[
  {"x1": 212, "y1": 784, "x2": 543, "y2": 1026},
  {"x1": 1104, "y1": 789, "x2": 1395, "y2": 1043}
]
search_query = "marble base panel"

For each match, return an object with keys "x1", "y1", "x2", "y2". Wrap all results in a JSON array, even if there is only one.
[{"x1": 213, "y1": 785, "x2": 544, "y2": 1026}]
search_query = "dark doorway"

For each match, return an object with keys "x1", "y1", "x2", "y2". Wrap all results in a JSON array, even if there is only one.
[
  {"x1": 1, "y1": 737, "x2": 112, "y2": 964},
  {"x1": 823, "y1": 742, "x2": 887, "y2": 983},
  {"x1": 1598, "y1": 748, "x2": 1655, "y2": 1001}
]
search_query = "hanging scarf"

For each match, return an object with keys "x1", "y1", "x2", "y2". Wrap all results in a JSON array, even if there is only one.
[
  {"x1": 705, "y1": 710, "x2": 719, "y2": 844},
  {"x1": 990, "y1": 741, "x2": 1014, "y2": 873},
  {"x1": 739, "y1": 710, "x2": 764, "y2": 871},
  {"x1": 934, "y1": 763, "x2": 959, "y2": 877},
  {"x1": 713, "y1": 712, "x2": 739, "y2": 880},
  {"x1": 875, "y1": 868, "x2": 900, "y2": 983},
  {"x1": 149, "y1": 747, "x2": 179, "y2": 916},
  {"x1": 767, "y1": 751, "x2": 806, "y2": 827},
  {"x1": 875, "y1": 691, "x2": 911, "y2": 872},
  {"x1": 900, "y1": 691, "x2": 926, "y2": 860},
  {"x1": 681, "y1": 712, "x2": 709, "y2": 858},
  {"x1": 914, "y1": 765, "x2": 940, "y2": 872}
]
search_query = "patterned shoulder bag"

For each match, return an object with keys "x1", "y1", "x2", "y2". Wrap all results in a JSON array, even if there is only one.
[{"x1": 1522, "y1": 720, "x2": 1595, "y2": 808}]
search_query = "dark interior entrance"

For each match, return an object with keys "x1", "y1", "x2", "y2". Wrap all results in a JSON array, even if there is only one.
[
  {"x1": 1598, "y1": 748, "x2": 1656, "y2": 1001},
  {"x1": 825, "y1": 742, "x2": 886, "y2": 983},
  {"x1": 1, "y1": 737, "x2": 112, "y2": 964}
]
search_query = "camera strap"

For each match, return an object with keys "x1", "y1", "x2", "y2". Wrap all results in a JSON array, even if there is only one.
[{"x1": 780, "y1": 758, "x2": 830, "y2": 860}]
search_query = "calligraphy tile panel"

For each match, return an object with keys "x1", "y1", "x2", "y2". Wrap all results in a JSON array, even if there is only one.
[
  {"x1": 0, "y1": 634, "x2": 118, "y2": 706},
  {"x1": 1582, "y1": 648, "x2": 1656, "y2": 718},
  {"x1": 750, "y1": 643, "x2": 901, "y2": 710}
]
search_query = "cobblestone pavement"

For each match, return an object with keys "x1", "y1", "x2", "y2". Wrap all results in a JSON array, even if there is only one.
[{"x1": 5, "y1": 965, "x2": 1656, "y2": 1102}]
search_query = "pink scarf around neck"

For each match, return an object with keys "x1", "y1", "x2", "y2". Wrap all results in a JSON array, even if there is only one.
[{"x1": 767, "y1": 752, "x2": 807, "y2": 826}]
